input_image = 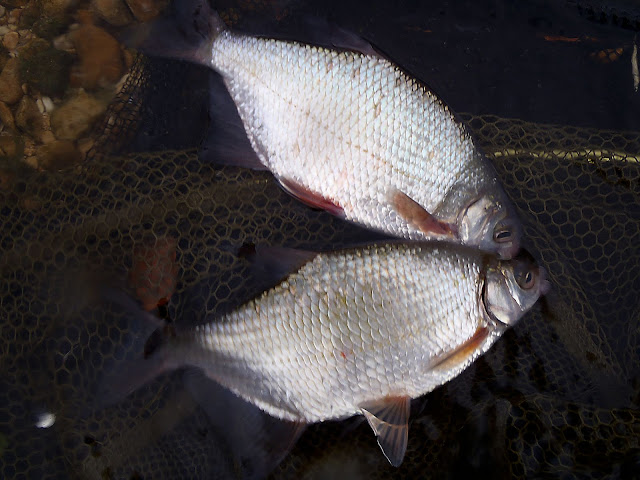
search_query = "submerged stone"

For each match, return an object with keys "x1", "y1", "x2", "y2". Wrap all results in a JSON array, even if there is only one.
[
  {"x1": 18, "y1": 38, "x2": 73, "y2": 98},
  {"x1": 15, "y1": 95, "x2": 46, "y2": 142},
  {"x1": 0, "y1": 44, "x2": 8, "y2": 71},
  {"x1": 33, "y1": 14, "x2": 71, "y2": 40},
  {"x1": 0, "y1": 101, "x2": 16, "y2": 130},
  {"x1": 69, "y1": 24, "x2": 124, "y2": 89},
  {"x1": 0, "y1": 134, "x2": 21, "y2": 159},
  {"x1": 125, "y1": 0, "x2": 169, "y2": 22},
  {"x1": 36, "y1": 139, "x2": 82, "y2": 170},
  {"x1": 0, "y1": 57, "x2": 23, "y2": 104},
  {"x1": 51, "y1": 89, "x2": 107, "y2": 141},
  {"x1": 91, "y1": 0, "x2": 134, "y2": 26}
]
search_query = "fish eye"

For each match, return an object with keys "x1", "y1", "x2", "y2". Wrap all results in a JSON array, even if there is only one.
[
  {"x1": 493, "y1": 228, "x2": 512, "y2": 243},
  {"x1": 516, "y1": 268, "x2": 536, "y2": 290}
]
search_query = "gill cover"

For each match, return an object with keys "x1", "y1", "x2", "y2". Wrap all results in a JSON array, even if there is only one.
[{"x1": 458, "y1": 193, "x2": 522, "y2": 260}]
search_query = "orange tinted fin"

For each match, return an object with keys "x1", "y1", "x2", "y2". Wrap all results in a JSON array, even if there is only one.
[
  {"x1": 360, "y1": 395, "x2": 410, "y2": 467},
  {"x1": 128, "y1": 236, "x2": 179, "y2": 311},
  {"x1": 278, "y1": 176, "x2": 345, "y2": 216},
  {"x1": 392, "y1": 191, "x2": 454, "y2": 237},
  {"x1": 430, "y1": 326, "x2": 490, "y2": 373}
]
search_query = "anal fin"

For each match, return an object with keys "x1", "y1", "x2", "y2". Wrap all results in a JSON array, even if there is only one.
[
  {"x1": 360, "y1": 395, "x2": 410, "y2": 467},
  {"x1": 184, "y1": 370, "x2": 305, "y2": 477},
  {"x1": 391, "y1": 191, "x2": 455, "y2": 237},
  {"x1": 278, "y1": 176, "x2": 344, "y2": 216}
]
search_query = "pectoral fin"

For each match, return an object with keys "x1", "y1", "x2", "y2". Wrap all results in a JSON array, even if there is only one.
[
  {"x1": 278, "y1": 177, "x2": 345, "y2": 216},
  {"x1": 360, "y1": 395, "x2": 411, "y2": 467},
  {"x1": 429, "y1": 326, "x2": 490, "y2": 373},
  {"x1": 391, "y1": 191, "x2": 455, "y2": 237}
]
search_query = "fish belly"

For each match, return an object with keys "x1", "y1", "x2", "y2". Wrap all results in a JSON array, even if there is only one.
[{"x1": 211, "y1": 32, "x2": 481, "y2": 239}]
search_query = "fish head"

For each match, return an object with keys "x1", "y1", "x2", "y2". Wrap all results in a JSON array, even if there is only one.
[
  {"x1": 483, "y1": 251, "x2": 550, "y2": 326},
  {"x1": 457, "y1": 192, "x2": 522, "y2": 260}
]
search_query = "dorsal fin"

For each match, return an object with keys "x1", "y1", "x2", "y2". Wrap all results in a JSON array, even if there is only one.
[
  {"x1": 300, "y1": 17, "x2": 380, "y2": 57},
  {"x1": 120, "y1": 0, "x2": 223, "y2": 66},
  {"x1": 247, "y1": 14, "x2": 382, "y2": 57},
  {"x1": 360, "y1": 395, "x2": 411, "y2": 467},
  {"x1": 239, "y1": 243, "x2": 318, "y2": 284}
]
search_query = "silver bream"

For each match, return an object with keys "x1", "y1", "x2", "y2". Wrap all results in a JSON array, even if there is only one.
[
  {"x1": 118, "y1": 243, "x2": 548, "y2": 466},
  {"x1": 142, "y1": 2, "x2": 522, "y2": 258}
]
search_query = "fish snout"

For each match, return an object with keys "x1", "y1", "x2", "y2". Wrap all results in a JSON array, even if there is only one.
[
  {"x1": 493, "y1": 221, "x2": 521, "y2": 260},
  {"x1": 537, "y1": 266, "x2": 552, "y2": 296},
  {"x1": 458, "y1": 196, "x2": 522, "y2": 259},
  {"x1": 483, "y1": 251, "x2": 547, "y2": 326}
]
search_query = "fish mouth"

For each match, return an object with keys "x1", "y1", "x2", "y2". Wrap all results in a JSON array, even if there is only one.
[
  {"x1": 480, "y1": 270, "x2": 512, "y2": 328},
  {"x1": 538, "y1": 267, "x2": 552, "y2": 296},
  {"x1": 482, "y1": 250, "x2": 549, "y2": 327},
  {"x1": 457, "y1": 195, "x2": 520, "y2": 259}
]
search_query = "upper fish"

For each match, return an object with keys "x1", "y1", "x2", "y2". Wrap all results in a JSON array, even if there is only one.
[
  {"x1": 107, "y1": 242, "x2": 548, "y2": 466},
  {"x1": 130, "y1": 1, "x2": 523, "y2": 259}
]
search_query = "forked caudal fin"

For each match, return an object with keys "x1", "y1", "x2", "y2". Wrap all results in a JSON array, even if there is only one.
[
  {"x1": 95, "y1": 289, "x2": 175, "y2": 409},
  {"x1": 121, "y1": 0, "x2": 225, "y2": 66},
  {"x1": 360, "y1": 395, "x2": 411, "y2": 467}
]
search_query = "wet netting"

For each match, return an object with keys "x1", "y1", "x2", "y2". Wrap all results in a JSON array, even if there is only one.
[{"x1": 1, "y1": 1, "x2": 640, "y2": 479}]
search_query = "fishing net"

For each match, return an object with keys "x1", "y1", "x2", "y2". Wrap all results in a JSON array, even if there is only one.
[{"x1": 1, "y1": 1, "x2": 639, "y2": 479}]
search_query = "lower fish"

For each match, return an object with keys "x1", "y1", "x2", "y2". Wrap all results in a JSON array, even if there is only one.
[
  {"x1": 128, "y1": 1, "x2": 523, "y2": 259},
  {"x1": 105, "y1": 242, "x2": 548, "y2": 466}
]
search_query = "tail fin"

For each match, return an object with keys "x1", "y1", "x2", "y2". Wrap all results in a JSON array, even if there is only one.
[
  {"x1": 95, "y1": 289, "x2": 175, "y2": 409},
  {"x1": 121, "y1": 0, "x2": 225, "y2": 66}
]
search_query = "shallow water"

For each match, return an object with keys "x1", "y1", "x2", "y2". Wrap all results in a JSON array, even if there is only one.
[{"x1": 1, "y1": 1, "x2": 640, "y2": 479}]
